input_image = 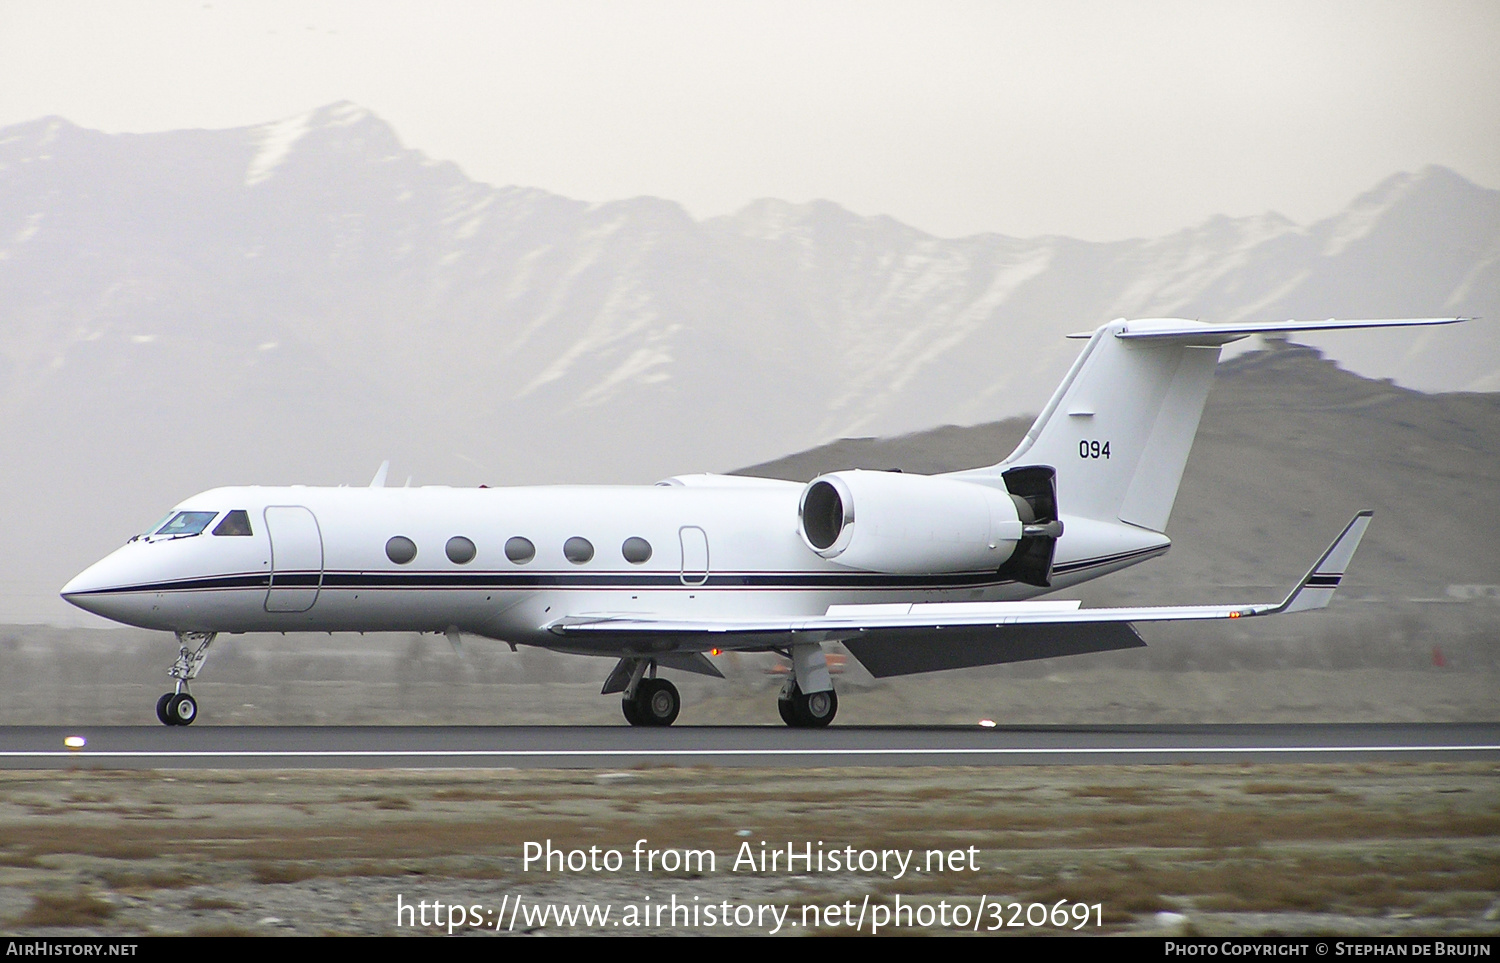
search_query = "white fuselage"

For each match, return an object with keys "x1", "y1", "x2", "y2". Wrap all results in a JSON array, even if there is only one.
[{"x1": 60, "y1": 475, "x2": 1169, "y2": 655}]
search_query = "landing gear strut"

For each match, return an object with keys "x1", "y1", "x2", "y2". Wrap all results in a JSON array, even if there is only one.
[{"x1": 156, "y1": 632, "x2": 214, "y2": 726}]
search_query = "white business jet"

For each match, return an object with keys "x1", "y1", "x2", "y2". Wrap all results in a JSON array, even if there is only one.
[{"x1": 62, "y1": 316, "x2": 1463, "y2": 727}]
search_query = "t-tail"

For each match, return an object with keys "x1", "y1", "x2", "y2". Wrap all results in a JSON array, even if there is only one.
[{"x1": 959, "y1": 317, "x2": 1465, "y2": 534}]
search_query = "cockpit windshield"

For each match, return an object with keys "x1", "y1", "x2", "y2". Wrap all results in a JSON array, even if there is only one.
[
  {"x1": 138, "y1": 513, "x2": 174, "y2": 539},
  {"x1": 152, "y1": 511, "x2": 219, "y2": 538}
]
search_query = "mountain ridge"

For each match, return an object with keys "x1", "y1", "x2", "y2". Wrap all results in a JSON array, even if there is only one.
[{"x1": 0, "y1": 105, "x2": 1494, "y2": 624}]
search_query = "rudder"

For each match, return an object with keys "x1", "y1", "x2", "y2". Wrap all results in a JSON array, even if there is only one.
[
  {"x1": 985, "y1": 319, "x2": 1220, "y2": 532},
  {"x1": 951, "y1": 316, "x2": 1463, "y2": 534}
]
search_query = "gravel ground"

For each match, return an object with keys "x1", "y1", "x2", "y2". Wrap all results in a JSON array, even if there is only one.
[
  {"x1": 3, "y1": 626, "x2": 1495, "y2": 936},
  {"x1": 1, "y1": 763, "x2": 1496, "y2": 937}
]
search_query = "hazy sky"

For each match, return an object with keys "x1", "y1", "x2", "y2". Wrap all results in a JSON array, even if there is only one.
[{"x1": 2, "y1": 0, "x2": 1497, "y2": 239}]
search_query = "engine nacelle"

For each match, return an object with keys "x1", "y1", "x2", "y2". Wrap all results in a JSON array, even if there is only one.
[{"x1": 797, "y1": 470, "x2": 1024, "y2": 574}]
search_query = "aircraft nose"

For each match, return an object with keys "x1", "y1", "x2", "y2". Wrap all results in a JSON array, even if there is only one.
[
  {"x1": 60, "y1": 550, "x2": 143, "y2": 619},
  {"x1": 61, "y1": 561, "x2": 115, "y2": 614},
  {"x1": 61, "y1": 565, "x2": 102, "y2": 601}
]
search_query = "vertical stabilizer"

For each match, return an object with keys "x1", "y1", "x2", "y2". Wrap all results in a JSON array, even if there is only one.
[
  {"x1": 956, "y1": 319, "x2": 1220, "y2": 532},
  {"x1": 950, "y1": 316, "x2": 1463, "y2": 533}
]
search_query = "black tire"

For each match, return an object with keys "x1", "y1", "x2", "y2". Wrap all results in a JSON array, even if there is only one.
[
  {"x1": 621, "y1": 696, "x2": 644, "y2": 726},
  {"x1": 636, "y1": 678, "x2": 680, "y2": 727},
  {"x1": 167, "y1": 693, "x2": 197, "y2": 726},
  {"x1": 779, "y1": 684, "x2": 837, "y2": 728},
  {"x1": 156, "y1": 693, "x2": 175, "y2": 726}
]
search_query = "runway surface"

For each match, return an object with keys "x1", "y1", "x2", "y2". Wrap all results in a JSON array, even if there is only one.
[{"x1": 2, "y1": 723, "x2": 1497, "y2": 769}]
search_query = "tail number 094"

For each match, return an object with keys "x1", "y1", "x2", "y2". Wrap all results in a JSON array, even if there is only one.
[{"x1": 1079, "y1": 440, "x2": 1111, "y2": 459}]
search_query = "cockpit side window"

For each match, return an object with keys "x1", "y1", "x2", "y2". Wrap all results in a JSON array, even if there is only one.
[
  {"x1": 154, "y1": 511, "x2": 218, "y2": 538},
  {"x1": 212, "y1": 510, "x2": 253, "y2": 536}
]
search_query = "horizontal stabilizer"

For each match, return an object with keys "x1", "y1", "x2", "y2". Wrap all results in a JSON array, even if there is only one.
[{"x1": 1070, "y1": 316, "x2": 1467, "y2": 345}]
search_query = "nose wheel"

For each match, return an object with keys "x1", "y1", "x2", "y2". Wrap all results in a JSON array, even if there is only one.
[
  {"x1": 156, "y1": 692, "x2": 198, "y2": 726},
  {"x1": 154, "y1": 632, "x2": 215, "y2": 726}
]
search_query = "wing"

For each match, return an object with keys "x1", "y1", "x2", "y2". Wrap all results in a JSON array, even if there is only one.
[{"x1": 550, "y1": 512, "x2": 1373, "y2": 678}]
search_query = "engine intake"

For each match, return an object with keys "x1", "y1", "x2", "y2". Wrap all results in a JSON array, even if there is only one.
[{"x1": 801, "y1": 477, "x2": 852, "y2": 553}]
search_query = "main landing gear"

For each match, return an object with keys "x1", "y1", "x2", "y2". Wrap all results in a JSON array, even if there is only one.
[
  {"x1": 778, "y1": 682, "x2": 838, "y2": 728},
  {"x1": 774, "y1": 641, "x2": 839, "y2": 728},
  {"x1": 602, "y1": 644, "x2": 840, "y2": 728},
  {"x1": 622, "y1": 677, "x2": 681, "y2": 727},
  {"x1": 605, "y1": 658, "x2": 683, "y2": 726},
  {"x1": 156, "y1": 632, "x2": 215, "y2": 726}
]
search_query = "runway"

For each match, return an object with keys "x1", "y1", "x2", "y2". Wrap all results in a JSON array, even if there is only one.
[{"x1": 2, "y1": 723, "x2": 1497, "y2": 769}]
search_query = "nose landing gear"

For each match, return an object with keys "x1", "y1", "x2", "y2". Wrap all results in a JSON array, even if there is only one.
[{"x1": 155, "y1": 632, "x2": 215, "y2": 726}]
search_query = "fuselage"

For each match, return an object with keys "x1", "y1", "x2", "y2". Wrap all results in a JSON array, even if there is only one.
[{"x1": 61, "y1": 474, "x2": 1170, "y2": 652}]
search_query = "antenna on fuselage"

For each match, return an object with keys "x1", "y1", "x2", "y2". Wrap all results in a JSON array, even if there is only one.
[{"x1": 369, "y1": 460, "x2": 390, "y2": 488}]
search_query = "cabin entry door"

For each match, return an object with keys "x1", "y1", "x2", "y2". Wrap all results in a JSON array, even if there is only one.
[{"x1": 264, "y1": 506, "x2": 324, "y2": 613}]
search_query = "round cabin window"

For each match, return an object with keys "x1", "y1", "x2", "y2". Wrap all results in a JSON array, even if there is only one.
[
  {"x1": 622, "y1": 536, "x2": 652, "y2": 564},
  {"x1": 385, "y1": 536, "x2": 417, "y2": 565},
  {"x1": 504, "y1": 536, "x2": 536, "y2": 564},
  {"x1": 563, "y1": 537, "x2": 594, "y2": 564},
  {"x1": 445, "y1": 536, "x2": 476, "y2": 564}
]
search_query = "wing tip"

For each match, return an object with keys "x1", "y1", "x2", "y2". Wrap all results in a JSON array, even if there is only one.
[{"x1": 1274, "y1": 511, "x2": 1374, "y2": 614}]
